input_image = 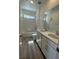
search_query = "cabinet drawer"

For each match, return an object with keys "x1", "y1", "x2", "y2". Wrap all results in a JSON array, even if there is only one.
[
  {"x1": 47, "y1": 39, "x2": 57, "y2": 50},
  {"x1": 41, "y1": 35, "x2": 58, "y2": 50}
]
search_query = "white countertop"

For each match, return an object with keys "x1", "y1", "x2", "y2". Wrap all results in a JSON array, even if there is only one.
[{"x1": 37, "y1": 30, "x2": 59, "y2": 44}]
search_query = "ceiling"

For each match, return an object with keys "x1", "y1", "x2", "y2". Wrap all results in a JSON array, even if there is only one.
[
  {"x1": 20, "y1": 0, "x2": 37, "y2": 12},
  {"x1": 19, "y1": 0, "x2": 48, "y2": 11}
]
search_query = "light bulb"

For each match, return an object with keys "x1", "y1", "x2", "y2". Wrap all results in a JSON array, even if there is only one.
[{"x1": 31, "y1": 0, "x2": 33, "y2": 4}]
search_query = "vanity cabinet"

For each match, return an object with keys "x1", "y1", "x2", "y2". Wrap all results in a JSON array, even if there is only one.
[
  {"x1": 56, "y1": 51, "x2": 59, "y2": 59},
  {"x1": 37, "y1": 32, "x2": 59, "y2": 59},
  {"x1": 41, "y1": 36, "x2": 48, "y2": 57},
  {"x1": 41, "y1": 35, "x2": 58, "y2": 59}
]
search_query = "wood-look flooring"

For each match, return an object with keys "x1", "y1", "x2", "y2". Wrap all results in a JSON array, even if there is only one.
[{"x1": 19, "y1": 37, "x2": 45, "y2": 59}]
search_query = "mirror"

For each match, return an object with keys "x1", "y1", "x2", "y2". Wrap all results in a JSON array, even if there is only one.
[{"x1": 43, "y1": 5, "x2": 59, "y2": 36}]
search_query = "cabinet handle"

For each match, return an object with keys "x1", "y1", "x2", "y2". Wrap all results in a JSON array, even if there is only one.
[{"x1": 56, "y1": 47, "x2": 59, "y2": 52}]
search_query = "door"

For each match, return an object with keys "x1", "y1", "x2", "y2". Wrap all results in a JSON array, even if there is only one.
[{"x1": 41, "y1": 36, "x2": 48, "y2": 57}]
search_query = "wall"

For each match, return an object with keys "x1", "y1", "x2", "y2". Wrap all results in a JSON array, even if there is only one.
[{"x1": 36, "y1": 6, "x2": 44, "y2": 30}]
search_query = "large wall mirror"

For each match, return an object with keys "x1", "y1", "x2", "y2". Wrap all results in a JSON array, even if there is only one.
[{"x1": 43, "y1": 5, "x2": 59, "y2": 36}]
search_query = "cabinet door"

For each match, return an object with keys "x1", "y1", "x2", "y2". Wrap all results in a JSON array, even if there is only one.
[
  {"x1": 46, "y1": 44, "x2": 56, "y2": 59},
  {"x1": 56, "y1": 51, "x2": 59, "y2": 59},
  {"x1": 41, "y1": 36, "x2": 47, "y2": 57},
  {"x1": 41, "y1": 36, "x2": 46, "y2": 52},
  {"x1": 36, "y1": 32, "x2": 42, "y2": 48}
]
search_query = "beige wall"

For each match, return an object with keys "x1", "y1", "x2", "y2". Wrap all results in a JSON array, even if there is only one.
[{"x1": 36, "y1": 6, "x2": 44, "y2": 30}]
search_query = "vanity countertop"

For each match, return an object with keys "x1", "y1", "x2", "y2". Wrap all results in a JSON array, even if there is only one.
[{"x1": 37, "y1": 30, "x2": 59, "y2": 44}]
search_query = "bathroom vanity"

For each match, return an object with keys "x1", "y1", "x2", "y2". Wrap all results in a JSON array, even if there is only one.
[
  {"x1": 36, "y1": 30, "x2": 59, "y2": 59},
  {"x1": 36, "y1": 4, "x2": 59, "y2": 59}
]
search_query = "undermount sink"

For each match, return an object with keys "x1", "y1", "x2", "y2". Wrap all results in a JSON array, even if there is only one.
[
  {"x1": 40, "y1": 29, "x2": 47, "y2": 32},
  {"x1": 48, "y1": 34, "x2": 59, "y2": 39}
]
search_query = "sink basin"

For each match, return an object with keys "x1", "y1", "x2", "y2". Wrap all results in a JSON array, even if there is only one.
[{"x1": 48, "y1": 34, "x2": 59, "y2": 39}]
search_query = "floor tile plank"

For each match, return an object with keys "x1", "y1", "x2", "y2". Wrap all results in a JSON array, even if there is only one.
[{"x1": 19, "y1": 37, "x2": 45, "y2": 59}]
